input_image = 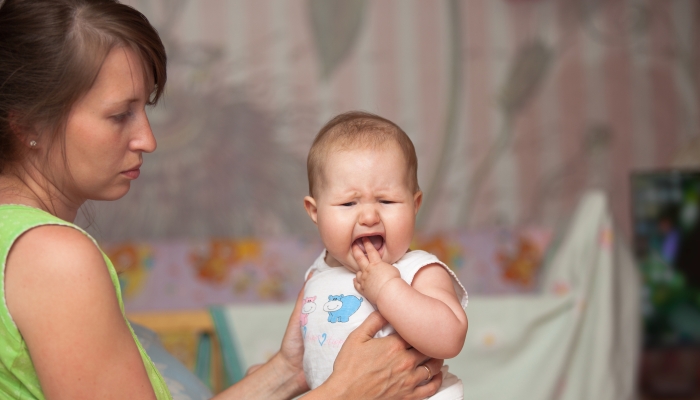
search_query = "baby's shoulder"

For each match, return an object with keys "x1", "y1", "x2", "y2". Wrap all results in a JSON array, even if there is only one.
[{"x1": 396, "y1": 249, "x2": 442, "y2": 268}]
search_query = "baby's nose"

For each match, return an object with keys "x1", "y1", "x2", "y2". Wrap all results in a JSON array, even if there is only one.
[{"x1": 358, "y1": 205, "x2": 380, "y2": 226}]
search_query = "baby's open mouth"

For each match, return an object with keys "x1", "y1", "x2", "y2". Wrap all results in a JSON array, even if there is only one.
[{"x1": 354, "y1": 235, "x2": 384, "y2": 254}]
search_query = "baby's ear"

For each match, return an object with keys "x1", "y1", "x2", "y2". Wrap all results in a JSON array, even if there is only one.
[
  {"x1": 304, "y1": 196, "x2": 319, "y2": 224},
  {"x1": 413, "y1": 191, "x2": 423, "y2": 214}
]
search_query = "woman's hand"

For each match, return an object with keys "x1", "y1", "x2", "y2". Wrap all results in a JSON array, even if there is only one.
[
  {"x1": 219, "y1": 290, "x2": 443, "y2": 400},
  {"x1": 276, "y1": 284, "x2": 310, "y2": 392},
  {"x1": 309, "y1": 311, "x2": 444, "y2": 400},
  {"x1": 216, "y1": 286, "x2": 311, "y2": 399}
]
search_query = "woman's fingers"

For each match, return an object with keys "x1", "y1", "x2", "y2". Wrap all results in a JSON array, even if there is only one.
[
  {"x1": 287, "y1": 284, "x2": 305, "y2": 332},
  {"x1": 410, "y1": 369, "x2": 444, "y2": 400},
  {"x1": 424, "y1": 358, "x2": 444, "y2": 379},
  {"x1": 417, "y1": 358, "x2": 444, "y2": 382},
  {"x1": 349, "y1": 311, "x2": 389, "y2": 341},
  {"x1": 328, "y1": 319, "x2": 445, "y2": 400},
  {"x1": 404, "y1": 357, "x2": 444, "y2": 400},
  {"x1": 278, "y1": 284, "x2": 307, "y2": 371}
]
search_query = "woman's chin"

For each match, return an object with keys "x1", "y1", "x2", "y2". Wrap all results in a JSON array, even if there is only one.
[{"x1": 94, "y1": 184, "x2": 131, "y2": 201}]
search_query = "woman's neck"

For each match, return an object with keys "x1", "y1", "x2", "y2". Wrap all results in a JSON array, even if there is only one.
[{"x1": 0, "y1": 170, "x2": 81, "y2": 222}]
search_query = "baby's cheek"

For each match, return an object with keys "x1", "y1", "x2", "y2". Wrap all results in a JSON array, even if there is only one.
[{"x1": 388, "y1": 227, "x2": 414, "y2": 256}]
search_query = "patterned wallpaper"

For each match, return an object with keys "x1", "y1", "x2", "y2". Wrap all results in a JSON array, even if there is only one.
[
  {"x1": 108, "y1": 228, "x2": 551, "y2": 311},
  {"x1": 80, "y1": 0, "x2": 700, "y2": 242}
]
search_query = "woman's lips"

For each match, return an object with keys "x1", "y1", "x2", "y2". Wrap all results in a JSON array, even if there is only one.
[{"x1": 121, "y1": 168, "x2": 140, "y2": 179}]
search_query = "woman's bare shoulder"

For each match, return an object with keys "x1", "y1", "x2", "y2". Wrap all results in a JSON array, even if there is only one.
[
  {"x1": 9, "y1": 224, "x2": 103, "y2": 270},
  {"x1": 5, "y1": 225, "x2": 157, "y2": 399},
  {"x1": 5, "y1": 224, "x2": 113, "y2": 325}
]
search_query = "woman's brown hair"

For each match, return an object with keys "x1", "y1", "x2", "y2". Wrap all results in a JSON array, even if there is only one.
[{"x1": 0, "y1": 0, "x2": 167, "y2": 174}]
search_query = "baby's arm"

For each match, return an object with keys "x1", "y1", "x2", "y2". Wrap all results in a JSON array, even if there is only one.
[{"x1": 353, "y1": 238, "x2": 468, "y2": 359}]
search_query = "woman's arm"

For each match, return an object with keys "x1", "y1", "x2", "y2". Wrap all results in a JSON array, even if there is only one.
[
  {"x1": 6, "y1": 226, "x2": 157, "y2": 400},
  {"x1": 213, "y1": 287, "x2": 308, "y2": 399},
  {"x1": 215, "y1": 287, "x2": 444, "y2": 400},
  {"x1": 353, "y1": 238, "x2": 468, "y2": 359}
]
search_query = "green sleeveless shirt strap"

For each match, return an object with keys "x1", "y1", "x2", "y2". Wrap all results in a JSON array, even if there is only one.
[{"x1": 0, "y1": 205, "x2": 172, "y2": 400}]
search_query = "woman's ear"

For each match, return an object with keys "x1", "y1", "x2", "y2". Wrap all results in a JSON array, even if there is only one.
[
  {"x1": 7, "y1": 110, "x2": 38, "y2": 148},
  {"x1": 413, "y1": 191, "x2": 423, "y2": 215},
  {"x1": 7, "y1": 110, "x2": 25, "y2": 136},
  {"x1": 304, "y1": 196, "x2": 319, "y2": 224}
]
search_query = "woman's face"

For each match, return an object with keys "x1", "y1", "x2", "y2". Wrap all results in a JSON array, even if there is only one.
[{"x1": 47, "y1": 46, "x2": 156, "y2": 203}]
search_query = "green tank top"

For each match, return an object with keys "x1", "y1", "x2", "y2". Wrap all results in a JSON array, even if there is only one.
[{"x1": 0, "y1": 205, "x2": 172, "y2": 400}]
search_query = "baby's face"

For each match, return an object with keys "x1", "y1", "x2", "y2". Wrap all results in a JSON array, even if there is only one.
[{"x1": 304, "y1": 143, "x2": 422, "y2": 272}]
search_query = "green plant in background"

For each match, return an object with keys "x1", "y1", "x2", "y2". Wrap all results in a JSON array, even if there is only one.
[
  {"x1": 640, "y1": 179, "x2": 700, "y2": 346},
  {"x1": 641, "y1": 252, "x2": 685, "y2": 341}
]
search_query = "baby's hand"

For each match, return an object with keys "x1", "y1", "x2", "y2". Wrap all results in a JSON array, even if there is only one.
[{"x1": 352, "y1": 237, "x2": 401, "y2": 304}]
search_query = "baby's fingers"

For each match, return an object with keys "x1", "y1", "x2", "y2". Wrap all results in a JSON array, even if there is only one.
[
  {"x1": 352, "y1": 242, "x2": 369, "y2": 267},
  {"x1": 353, "y1": 276, "x2": 363, "y2": 294},
  {"x1": 362, "y1": 237, "x2": 383, "y2": 263}
]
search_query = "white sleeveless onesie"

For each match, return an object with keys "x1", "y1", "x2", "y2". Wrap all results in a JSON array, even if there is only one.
[{"x1": 301, "y1": 250, "x2": 468, "y2": 399}]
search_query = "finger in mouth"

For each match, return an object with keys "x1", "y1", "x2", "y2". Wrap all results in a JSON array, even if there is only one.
[{"x1": 353, "y1": 235, "x2": 384, "y2": 254}]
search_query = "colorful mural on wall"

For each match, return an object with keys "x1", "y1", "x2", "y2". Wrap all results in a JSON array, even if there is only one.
[
  {"x1": 107, "y1": 228, "x2": 551, "y2": 312},
  {"x1": 106, "y1": 244, "x2": 155, "y2": 300}
]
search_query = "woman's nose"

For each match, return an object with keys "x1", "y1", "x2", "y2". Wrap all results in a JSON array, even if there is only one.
[{"x1": 131, "y1": 113, "x2": 157, "y2": 153}]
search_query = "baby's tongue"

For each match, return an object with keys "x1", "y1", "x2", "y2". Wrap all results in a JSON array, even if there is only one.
[{"x1": 354, "y1": 235, "x2": 384, "y2": 253}]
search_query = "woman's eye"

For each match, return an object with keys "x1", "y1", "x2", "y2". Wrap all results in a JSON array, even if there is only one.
[{"x1": 111, "y1": 111, "x2": 133, "y2": 123}]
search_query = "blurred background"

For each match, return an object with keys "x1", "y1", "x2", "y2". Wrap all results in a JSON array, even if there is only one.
[
  {"x1": 86, "y1": 0, "x2": 700, "y2": 241},
  {"x1": 80, "y1": 0, "x2": 700, "y2": 398}
]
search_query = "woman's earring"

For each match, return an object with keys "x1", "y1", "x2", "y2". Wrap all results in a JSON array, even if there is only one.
[{"x1": 29, "y1": 140, "x2": 37, "y2": 148}]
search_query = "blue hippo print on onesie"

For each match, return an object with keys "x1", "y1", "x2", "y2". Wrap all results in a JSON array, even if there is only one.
[{"x1": 323, "y1": 294, "x2": 363, "y2": 323}]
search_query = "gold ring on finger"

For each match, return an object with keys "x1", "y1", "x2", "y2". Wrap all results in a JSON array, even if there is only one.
[{"x1": 422, "y1": 364, "x2": 432, "y2": 381}]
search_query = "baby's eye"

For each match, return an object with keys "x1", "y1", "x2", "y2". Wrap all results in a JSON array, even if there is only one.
[
  {"x1": 380, "y1": 200, "x2": 395, "y2": 204},
  {"x1": 341, "y1": 202, "x2": 356, "y2": 207}
]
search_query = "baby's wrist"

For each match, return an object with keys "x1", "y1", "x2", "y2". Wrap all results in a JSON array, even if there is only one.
[{"x1": 374, "y1": 276, "x2": 405, "y2": 308}]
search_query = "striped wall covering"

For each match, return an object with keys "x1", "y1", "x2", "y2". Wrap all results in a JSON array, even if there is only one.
[{"x1": 87, "y1": 0, "x2": 699, "y2": 242}]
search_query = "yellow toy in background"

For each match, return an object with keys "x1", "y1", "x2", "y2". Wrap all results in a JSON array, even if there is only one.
[{"x1": 497, "y1": 235, "x2": 543, "y2": 288}]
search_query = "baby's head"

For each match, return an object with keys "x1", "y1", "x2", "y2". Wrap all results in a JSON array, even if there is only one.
[{"x1": 304, "y1": 111, "x2": 422, "y2": 272}]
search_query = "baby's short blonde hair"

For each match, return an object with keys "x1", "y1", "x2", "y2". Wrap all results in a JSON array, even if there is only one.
[{"x1": 307, "y1": 111, "x2": 419, "y2": 198}]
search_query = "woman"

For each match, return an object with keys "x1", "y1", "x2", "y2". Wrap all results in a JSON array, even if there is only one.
[{"x1": 0, "y1": 0, "x2": 444, "y2": 398}]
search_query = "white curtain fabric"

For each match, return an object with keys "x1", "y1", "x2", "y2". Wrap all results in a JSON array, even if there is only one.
[
  {"x1": 453, "y1": 190, "x2": 639, "y2": 399},
  {"x1": 81, "y1": 0, "x2": 698, "y2": 242}
]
